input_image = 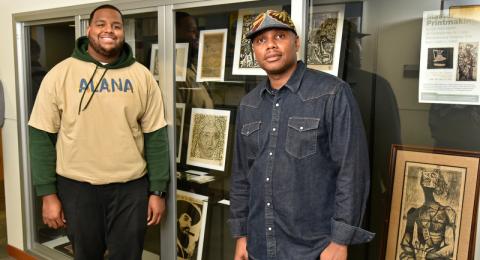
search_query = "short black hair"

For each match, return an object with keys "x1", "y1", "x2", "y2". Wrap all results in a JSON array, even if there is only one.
[
  {"x1": 176, "y1": 12, "x2": 192, "y2": 25},
  {"x1": 89, "y1": 4, "x2": 124, "y2": 25}
]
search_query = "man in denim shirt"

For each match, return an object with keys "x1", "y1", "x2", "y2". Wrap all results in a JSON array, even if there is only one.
[{"x1": 229, "y1": 10, "x2": 374, "y2": 260}]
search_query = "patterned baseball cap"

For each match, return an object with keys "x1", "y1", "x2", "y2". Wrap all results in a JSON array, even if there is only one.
[{"x1": 246, "y1": 10, "x2": 297, "y2": 39}]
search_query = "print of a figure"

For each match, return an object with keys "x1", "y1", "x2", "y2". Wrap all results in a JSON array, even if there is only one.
[
  {"x1": 239, "y1": 14, "x2": 260, "y2": 68},
  {"x1": 400, "y1": 168, "x2": 456, "y2": 260},
  {"x1": 457, "y1": 42, "x2": 477, "y2": 81},
  {"x1": 307, "y1": 17, "x2": 337, "y2": 65}
]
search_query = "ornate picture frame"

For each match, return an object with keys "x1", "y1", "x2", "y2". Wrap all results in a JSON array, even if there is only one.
[
  {"x1": 186, "y1": 108, "x2": 230, "y2": 171},
  {"x1": 384, "y1": 145, "x2": 480, "y2": 260}
]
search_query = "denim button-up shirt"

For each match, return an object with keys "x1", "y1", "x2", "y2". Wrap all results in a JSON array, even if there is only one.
[{"x1": 229, "y1": 61, "x2": 374, "y2": 260}]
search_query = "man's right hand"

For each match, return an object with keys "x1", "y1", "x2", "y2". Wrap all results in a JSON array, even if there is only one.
[
  {"x1": 234, "y1": 237, "x2": 248, "y2": 260},
  {"x1": 42, "y1": 194, "x2": 66, "y2": 229}
]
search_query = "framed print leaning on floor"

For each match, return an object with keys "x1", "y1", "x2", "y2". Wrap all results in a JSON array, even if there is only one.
[
  {"x1": 384, "y1": 145, "x2": 480, "y2": 260},
  {"x1": 177, "y1": 190, "x2": 209, "y2": 260}
]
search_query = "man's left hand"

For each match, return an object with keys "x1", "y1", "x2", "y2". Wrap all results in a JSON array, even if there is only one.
[
  {"x1": 147, "y1": 195, "x2": 166, "y2": 226},
  {"x1": 320, "y1": 242, "x2": 347, "y2": 260}
]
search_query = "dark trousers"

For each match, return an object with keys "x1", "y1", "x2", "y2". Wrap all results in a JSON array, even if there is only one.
[{"x1": 57, "y1": 175, "x2": 149, "y2": 260}]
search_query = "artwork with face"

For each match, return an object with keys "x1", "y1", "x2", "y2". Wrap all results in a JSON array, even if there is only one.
[
  {"x1": 196, "y1": 29, "x2": 228, "y2": 82},
  {"x1": 456, "y1": 42, "x2": 478, "y2": 81},
  {"x1": 232, "y1": 7, "x2": 280, "y2": 75},
  {"x1": 306, "y1": 4, "x2": 344, "y2": 76},
  {"x1": 396, "y1": 163, "x2": 465, "y2": 260},
  {"x1": 186, "y1": 108, "x2": 230, "y2": 171},
  {"x1": 177, "y1": 190, "x2": 208, "y2": 260},
  {"x1": 385, "y1": 145, "x2": 480, "y2": 260}
]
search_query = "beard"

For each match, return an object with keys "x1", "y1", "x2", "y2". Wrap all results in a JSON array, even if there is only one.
[{"x1": 88, "y1": 35, "x2": 124, "y2": 58}]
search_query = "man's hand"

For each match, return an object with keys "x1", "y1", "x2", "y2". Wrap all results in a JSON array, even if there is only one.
[
  {"x1": 147, "y1": 195, "x2": 166, "y2": 226},
  {"x1": 42, "y1": 194, "x2": 65, "y2": 229},
  {"x1": 234, "y1": 237, "x2": 248, "y2": 260},
  {"x1": 320, "y1": 242, "x2": 347, "y2": 260}
]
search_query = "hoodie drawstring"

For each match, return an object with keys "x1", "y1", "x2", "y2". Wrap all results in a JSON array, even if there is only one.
[{"x1": 78, "y1": 65, "x2": 109, "y2": 114}]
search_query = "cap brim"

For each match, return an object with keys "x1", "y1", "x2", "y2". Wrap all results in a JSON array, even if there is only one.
[{"x1": 246, "y1": 25, "x2": 297, "y2": 39}]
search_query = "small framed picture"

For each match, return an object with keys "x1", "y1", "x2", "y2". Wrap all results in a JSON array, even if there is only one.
[
  {"x1": 196, "y1": 29, "x2": 228, "y2": 82},
  {"x1": 186, "y1": 108, "x2": 230, "y2": 171},
  {"x1": 150, "y1": 43, "x2": 160, "y2": 80},
  {"x1": 232, "y1": 7, "x2": 280, "y2": 76},
  {"x1": 384, "y1": 145, "x2": 480, "y2": 260},
  {"x1": 176, "y1": 43, "x2": 189, "y2": 82},
  {"x1": 306, "y1": 4, "x2": 345, "y2": 76},
  {"x1": 177, "y1": 190, "x2": 209, "y2": 260},
  {"x1": 176, "y1": 103, "x2": 186, "y2": 163}
]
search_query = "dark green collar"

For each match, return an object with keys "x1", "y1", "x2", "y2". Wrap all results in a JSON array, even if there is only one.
[{"x1": 71, "y1": 36, "x2": 135, "y2": 69}]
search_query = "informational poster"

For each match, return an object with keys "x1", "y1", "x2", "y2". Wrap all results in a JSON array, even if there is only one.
[{"x1": 419, "y1": 10, "x2": 480, "y2": 105}]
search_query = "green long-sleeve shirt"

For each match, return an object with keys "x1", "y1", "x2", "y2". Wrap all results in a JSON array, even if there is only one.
[{"x1": 29, "y1": 126, "x2": 170, "y2": 196}]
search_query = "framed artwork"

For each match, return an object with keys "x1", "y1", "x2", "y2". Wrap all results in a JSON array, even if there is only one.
[
  {"x1": 176, "y1": 43, "x2": 189, "y2": 82},
  {"x1": 306, "y1": 4, "x2": 345, "y2": 76},
  {"x1": 124, "y1": 18, "x2": 136, "y2": 58},
  {"x1": 176, "y1": 103, "x2": 186, "y2": 163},
  {"x1": 384, "y1": 145, "x2": 480, "y2": 260},
  {"x1": 196, "y1": 29, "x2": 228, "y2": 82},
  {"x1": 232, "y1": 6, "x2": 280, "y2": 75},
  {"x1": 177, "y1": 190, "x2": 209, "y2": 260},
  {"x1": 150, "y1": 43, "x2": 160, "y2": 80},
  {"x1": 186, "y1": 108, "x2": 230, "y2": 171}
]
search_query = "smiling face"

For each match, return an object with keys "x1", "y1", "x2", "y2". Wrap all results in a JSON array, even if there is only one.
[
  {"x1": 87, "y1": 8, "x2": 125, "y2": 63},
  {"x1": 251, "y1": 28, "x2": 299, "y2": 76}
]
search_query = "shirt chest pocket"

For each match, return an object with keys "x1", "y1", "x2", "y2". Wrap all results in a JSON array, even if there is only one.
[
  {"x1": 286, "y1": 117, "x2": 320, "y2": 159},
  {"x1": 241, "y1": 121, "x2": 261, "y2": 159}
]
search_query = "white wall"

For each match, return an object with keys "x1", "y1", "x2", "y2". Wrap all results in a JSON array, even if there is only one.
[{"x1": 0, "y1": 0, "x2": 103, "y2": 250}]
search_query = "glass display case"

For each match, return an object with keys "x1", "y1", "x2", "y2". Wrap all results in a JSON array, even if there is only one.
[{"x1": 12, "y1": 0, "x2": 480, "y2": 259}]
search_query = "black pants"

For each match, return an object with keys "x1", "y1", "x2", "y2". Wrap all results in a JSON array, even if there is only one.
[{"x1": 57, "y1": 175, "x2": 149, "y2": 260}]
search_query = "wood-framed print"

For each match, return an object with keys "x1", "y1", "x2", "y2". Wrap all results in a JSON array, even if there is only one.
[
  {"x1": 176, "y1": 103, "x2": 186, "y2": 163},
  {"x1": 186, "y1": 108, "x2": 230, "y2": 171},
  {"x1": 150, "y1": 43, "x2": 160, "y2": 80},
  {"x1": 196, "y1": 29, "x2": 228, "y2": 82},
  {"x1": 306, "y1": 4, "x2": 345, "y2": 76},
  {"x1": 232, "y1": 6, "x2": 280, "y2": 76},
  {"x1": 176, "y1": 43, "x2": 189, "y2": 82},
  {"x1": 385, "y1": 145, "x2": 480, "y2": 260},
  {"x1": 177, "y1": 190, "x2": 209, "y2": 260}
]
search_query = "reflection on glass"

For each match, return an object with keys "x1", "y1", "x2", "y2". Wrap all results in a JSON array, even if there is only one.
[{"x1": 27, "y1": 22, "x2": 75, "y2": 252}]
